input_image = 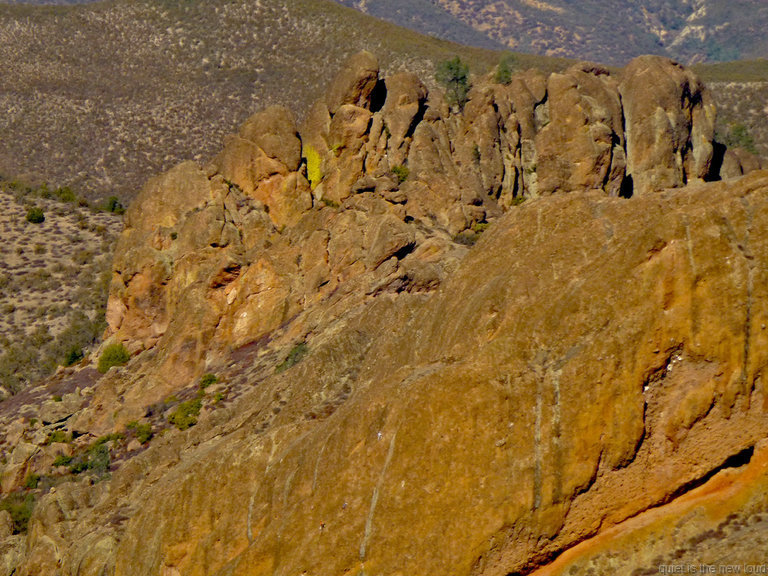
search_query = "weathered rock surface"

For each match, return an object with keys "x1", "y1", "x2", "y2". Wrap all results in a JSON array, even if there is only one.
[
  {"x1": 535, "y1": 64, "x2": 626, "y2": 195},
  {"x1": 621, "y1": 55, "x2": 716, "y2": 194},
  {"x1": 2, "y1": 53, "x2": 765, "y2": 576},
  {"x1": 104, "y1": 53, "x2": 725, "y2": 395},
  {"x1": 3, "y1": 170, "x2": 767, "y2": 576}
]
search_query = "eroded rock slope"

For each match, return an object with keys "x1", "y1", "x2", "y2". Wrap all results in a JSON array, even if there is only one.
[{"x1": 2, "y1": 53, "x2": 768, "y2": 575}]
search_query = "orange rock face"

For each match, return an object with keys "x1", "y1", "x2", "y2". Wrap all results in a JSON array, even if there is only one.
[
  {"x1": 96, "y1": 173, "x2": 768, "y2": 576},
  {"x1": 6, "y1": 53, "x2": 767, "y2": 576}
]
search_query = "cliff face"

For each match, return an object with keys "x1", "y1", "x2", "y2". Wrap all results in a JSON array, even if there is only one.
[
  {"x1": 2, "y1": 53, "x2": 768, "y2": 576},
  {"x1": 104, "y1": 53, "x2": 717, "y2": 397}
]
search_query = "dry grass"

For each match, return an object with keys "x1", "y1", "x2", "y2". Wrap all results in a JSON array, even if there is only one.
[{"x1": 0, "y1": 185, "x2": 122, "y2": 395}]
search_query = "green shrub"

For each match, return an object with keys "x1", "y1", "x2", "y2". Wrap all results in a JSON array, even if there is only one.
[
  {"x1": 494, "y1": 53, "x2": 516, "y2": 85},
  {"x1": 93, "y1": 432, "x2": 124, "y2": 446},
  {"x1": 199, "y1": 373, "x2": 217, "y2": 389},
  {"x1": 103, "y1": 196, "x2": 125, "y2": 214},
  {"x1": 0, "y1": 493, "x2": 35, "y2": 533},
  {"x1": 85, "y1": 444, "x2": 110, "y2": 475},
  {"x1": 304, "y1": 145, "x2": 323, "y2": 189},
  {"x1": 275, "y1": 342, "x2": 308, "y2": 373},
  {"x1": 471, "y1": 221, "x2": 490, "y2": 234},
  {"x1": 23, "y1": 472, "x2": 40, "y2": 490},
  {"x1": 97, "y1": 343, "x2": 130, "y2": 373},
  {"x1": 391, "y1": 164, "x2": 410, "y2": 184},
  {"x1": 724, "y1": 122, "x2": 757, "y2": 154},
  {"x1": 53, "y1": 454, "x2": 73, "y2": 467},
  {"x1": 54, "y1": 311, "x2": 105, "y2": 370},
  {"x1": 25, "y1": 207, "x2": 45, "y2": 224},
  {"x1": 63, "y1": 346, "x2": 84, "y2": 367},
  {"x1": 436, "y1": 56, "x2": 471, "y2": 111},
  {"x1": 66, "y1": 443, "x2": 111, "y2": 476},
  {"x1": 127, "y1": 420, "x2": 153, "y2": 444},
  {"x1": 168, "y1": 398, "x2": 202, "y2": 430},
  {"x1": 54, "y1": 186, "x2": 76, "y2": 203},
  {"x1": 45, "y1": 430, "x2": 71, "y2": 445}
]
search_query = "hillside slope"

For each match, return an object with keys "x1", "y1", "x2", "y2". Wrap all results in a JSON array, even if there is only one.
[{"x1": 2, "y1": 0, "x2": 767, "y2": 207}]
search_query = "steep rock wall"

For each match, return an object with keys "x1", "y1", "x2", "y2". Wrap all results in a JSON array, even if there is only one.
[
  {"x1": 27, "y1": 171, "x2": 767, "y2": 576},
  {"x1": 4, "y1": 52, "x2": 763, "y2": 576},
  {"x1": 104, "y1": 52, "x2": 718, "y2": 393}
]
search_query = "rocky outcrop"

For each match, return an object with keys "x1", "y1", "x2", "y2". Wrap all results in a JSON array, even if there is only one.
[
  {"x1": 621, "y1": 55, "x2": 716, "y2": 194},
  {"x1": 7, "y1": 171, "x2": 768, "y2": 576},
  {"x1": 535, "y1": 64, "x2": 626, "y2": 195},
  {"x1": 104, "y1": 54, "x2": 723, "y2": 386},
  {"x1": 3, "y1": 52, "x2": 762, "y2": 576}
]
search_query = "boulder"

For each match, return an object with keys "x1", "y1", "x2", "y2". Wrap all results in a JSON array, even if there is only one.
[
  {"x1": 324, "y1": 50, "x2": 380, "y2": 114},
  {"x1": 535, "y1": 64, "x2": 626, "y2": 195},
  {"x1": 215, "y1": 106, "x2": 310, "y2": 226},
  {"x1": 378, "y1": 72, "x2": 428, "y2": 166},
  {"x1": 620, "y1": 55, "x2": 715, "y2": 194}
]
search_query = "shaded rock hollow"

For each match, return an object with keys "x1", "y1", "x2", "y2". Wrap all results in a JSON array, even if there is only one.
[{"x1": 2, "y1": 52, "x2": 768, "y2": 576}]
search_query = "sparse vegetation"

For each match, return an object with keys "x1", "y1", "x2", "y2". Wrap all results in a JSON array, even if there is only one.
[
  {"x1": 63, "y1": 346, "x2": 84, "y2": 367},
  {"x1": 103, "y1": 196, "x2": 125, "y2": 215},
  {"x1": 391, "y1": 164, "x2": 410, "y2": 184},
  {"x1": 471, "y1": 221, "x2": 490, "y2": 234},
  {"x1": 0, "y1": 186, "x2": 120, "y2": 395},
  {"x1": 276, "y1": 342, "x2": 309, "y2": 373},
  {"x1": 436, "y1": 56, "x2": 472, "y2": 111},
  {"x1": 169, "y1": 398, "x2": 203, "y2": 431},
  {"x1": 23, "y1": 472, "x2": 40, "y2": 490},
  {"x1": 722, "y1": 122, "x2": 757, "y2": 154},
  {"x1": 200, "y1": 373, "x2": 218, "y2": 389},
  {"x1": 25, "y1": 206, "x2": 45, "y2": 224},
  {"x1": 45, "y1": 430, "x2": 71, "y2": 445},
  {"x1": 494, "y1": 53, "x2": 516, "y2": 85},
  {"x1": 0, "y1": 492, "x2": 35, "y2": 534},
  {"x1": 127, "y1": 420, "x2": 153, "y2": 444},
  {"x1": 0, "y1": 0, "x2": 513, "y2": 202},
  {"x1": 453, "y1": 229, "x2": 480, "y2": 246},
  {"x1": 97, "y1": 343, "x2": 130, "y2": 374},
  {"x1": 53, "y1": 454, "x2": 74, "y2": 467},
  {"x1": 67, "y1": 443, "x2": 110, "y2": 477}
]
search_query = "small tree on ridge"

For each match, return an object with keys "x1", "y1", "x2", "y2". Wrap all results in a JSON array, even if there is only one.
[{"x1": 436, "y1": 56, "x2": 471, "y2": 111}]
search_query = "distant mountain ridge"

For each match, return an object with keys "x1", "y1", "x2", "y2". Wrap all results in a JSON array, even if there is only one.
[{"x1": 334, "y1": 0, "x2": 768, "y2": 65}]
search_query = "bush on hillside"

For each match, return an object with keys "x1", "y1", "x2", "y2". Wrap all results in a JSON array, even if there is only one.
[
  {"x1": 25, "y1": 207, "x2": 45, "y2": 224},
  {"x1": 495, "y1": 53, "x2": 516, "y2": 84},
  {"x1": 97, "y1": 342, "x2": 130, "y2": 374}
]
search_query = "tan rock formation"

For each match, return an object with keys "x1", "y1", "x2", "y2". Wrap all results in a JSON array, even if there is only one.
[
  {"x1": 535, "y1": 63, "x2": 626, "y2": 195},
  {"x1": 620, "y1": 55, "x2": 716, "y2": 194},
  {"x1": 25, "y1": 171, "x2": 767, "y2": 576},
  {"x1": 4, "y1": 52, "x2": 763, "y2": 576}
]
